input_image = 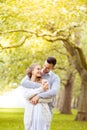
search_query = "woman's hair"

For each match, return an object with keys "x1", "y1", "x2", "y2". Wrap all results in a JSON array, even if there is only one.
[{"x1": 26, "y1": 63, "x2": 41, "y2": 79}]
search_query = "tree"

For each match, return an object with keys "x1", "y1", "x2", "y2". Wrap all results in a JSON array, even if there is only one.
[
  {"x1": 0, "y1": 0, "x2": 87, "y2": 120},
  {"x1": 37, "y1": 23, "x2": 87, "y2": 120}
]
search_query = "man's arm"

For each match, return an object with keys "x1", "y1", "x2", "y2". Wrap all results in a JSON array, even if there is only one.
[
  {"x1": 38, "y1": 98, "x2": 52, "y2": 103},
  {"x1": 20, "y1": 86, "x2": 43, "y2": 100},
  {"x1": 38, "y1": 75, "x2": 60, "y2": 98},
  {"x1": 21, "y1": 75, "x2": 41, "y2": 88}
]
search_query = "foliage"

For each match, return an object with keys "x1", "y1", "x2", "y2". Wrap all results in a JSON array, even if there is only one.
[{"x1": 0, "y1": 0, "x2": 87, "y2": 97}]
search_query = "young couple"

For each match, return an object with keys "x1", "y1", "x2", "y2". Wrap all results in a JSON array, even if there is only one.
[{"x1": 21, "y1": 56, "x2": 60, "y2": 130}]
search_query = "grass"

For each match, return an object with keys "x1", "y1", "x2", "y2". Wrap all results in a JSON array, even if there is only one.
[
  {"x1": 51, "y1": 110, "x2": 87, "y2": 130},
  {"x1": 0, "y1": 108, "x2": 87, "y2": 130},
  {"x1": 0, "y1": 108, "x2": 24, "y2": 130}
]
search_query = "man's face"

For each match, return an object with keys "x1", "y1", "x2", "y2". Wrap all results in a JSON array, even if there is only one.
[{"x1": 42, "y1": 61, "x2": 54, "y2": 74}]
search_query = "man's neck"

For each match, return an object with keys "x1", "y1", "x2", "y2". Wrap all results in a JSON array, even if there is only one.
[{"x1": 41, "y1": 69, "x2": 50, "y2": 75}]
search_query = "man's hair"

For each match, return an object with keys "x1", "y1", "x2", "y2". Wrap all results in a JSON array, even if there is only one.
[{"x1": 46, "y1": 56, "x2": 57, "y2": 66}]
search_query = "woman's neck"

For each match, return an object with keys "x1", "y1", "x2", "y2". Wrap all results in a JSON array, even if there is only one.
[{"x1": 31, "y1": 75, "x2": 36, "y2": 82}]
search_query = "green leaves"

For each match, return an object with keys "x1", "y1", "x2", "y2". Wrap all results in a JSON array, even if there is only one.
[{"x1": 0, "y1": 0, "x2": 87, "y2": 92}]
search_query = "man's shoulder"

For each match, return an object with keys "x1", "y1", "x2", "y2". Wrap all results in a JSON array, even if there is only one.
[
  {"x1": 50, "y1": 71, "x2": 60, "y2": 79},
  {"x1": 21, "y1": 75, "x2": 30, "y2": 82}
]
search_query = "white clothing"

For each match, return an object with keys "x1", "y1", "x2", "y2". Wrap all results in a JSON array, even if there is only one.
[{"x1": 20, "y1": 86, "x2": 52, "y2": 130}]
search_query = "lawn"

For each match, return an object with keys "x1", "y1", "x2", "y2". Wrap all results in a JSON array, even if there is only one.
[{"x1": 0, "y1": 108, "x2": 87, "y2": 130}]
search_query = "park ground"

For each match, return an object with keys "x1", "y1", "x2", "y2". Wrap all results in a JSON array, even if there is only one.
[{"x1": 0, "y1": 108, "x2": 87, "y2": 130}]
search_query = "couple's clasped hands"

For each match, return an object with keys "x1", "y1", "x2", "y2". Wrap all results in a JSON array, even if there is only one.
[{"x1": 29, "y1": 80, "x2": 49, "y2": 105}]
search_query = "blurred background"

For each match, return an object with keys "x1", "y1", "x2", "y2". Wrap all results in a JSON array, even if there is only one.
[{"x1": 0, "y1": 0, "x2": 87, "y2": 121}]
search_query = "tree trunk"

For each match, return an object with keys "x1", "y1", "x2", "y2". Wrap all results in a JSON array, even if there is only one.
[
  {"x1": 41, "y1": 27, "x2": 87, "y2": 120},
  {"x1": 75, "y1": 71, "x2": 87, "y2": 120},
  {"x1": 56, "y1": 70, "x2": 74, "y2": 114},
  {"x1": 60, "y1": 71, "x2": 74, "y2": 114},
  {"x1": 63, "y1": 40, "x2": 87, "y2": 120},
  {"x1": 72, "y1": 96, "x2": 79, "y2": 109}
]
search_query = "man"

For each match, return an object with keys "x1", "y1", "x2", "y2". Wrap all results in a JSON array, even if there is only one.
[{"x1": 21, "y1": 56, "x2": 60, "y2": 112}]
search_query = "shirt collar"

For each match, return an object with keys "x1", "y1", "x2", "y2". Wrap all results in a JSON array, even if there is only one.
[{"x1": 41, "y1": 70, "x2": 52, "y2": 76}]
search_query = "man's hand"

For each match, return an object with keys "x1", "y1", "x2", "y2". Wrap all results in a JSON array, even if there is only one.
[
  {"x1": 29, "y1": 95, "x2": 39, "y2": 105},
  {"x1": 42, "y1": 79, "x2": 49, "y2": 91}
]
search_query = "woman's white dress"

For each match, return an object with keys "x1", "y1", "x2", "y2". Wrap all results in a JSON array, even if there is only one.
[
  {"x1": 29, "y1": 103, "x2": 50, "y2": 130},
  {"x1": 20, "y1": 86, "x2": 52, "y2": 130}
]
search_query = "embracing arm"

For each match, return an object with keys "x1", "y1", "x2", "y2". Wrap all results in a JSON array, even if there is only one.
[
  {"x1": 38, "y1": 75, "x2": 60, "y2": 98},
  {"x1": 20, "y1": 86, "x2": 43, "y2": 100},
  {"x1": 21, "y1": 75, "x2": 41, "y2": 89},
  {"x1": 20, "y1": 78, "x2": 49, "y2": 100}
]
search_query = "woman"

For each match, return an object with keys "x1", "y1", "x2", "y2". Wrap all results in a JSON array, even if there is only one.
[{"x1": 21, "y1": 63, "x2": 52, "y2": 130}]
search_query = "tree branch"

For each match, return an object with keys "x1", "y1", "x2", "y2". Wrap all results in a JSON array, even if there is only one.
[
  {"x1": 0, "y1": 36, "x2": 27, "y2": 49},
  {"x1": 0, "y1": 60, "x2": 4, "y2": 63},
  {"x1": 55, "y1": 67, "x2": 67, "y2": 71},
  {"x1": 0, "y1": 29, "x2": 37, "y2": 35},
  {"x1": 75, "y1": 46, "x2": 87, "y2": 70},
  {"x1": 50, "y1": 48, "x2": 68, "y2": 57}
]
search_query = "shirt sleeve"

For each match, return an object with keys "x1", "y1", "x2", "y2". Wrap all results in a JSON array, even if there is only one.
[
  {"x1": 38, "y1": 98, "x2": 52, "y2": 103},
  {"x1": 20, "y1": 86, "x2": 43, "y2": 100},
  {"x1": 38, "y1": 75, "x2": 60, "y2": 98},
  {"x1": 21, "y1": 75, "x2": 41, "y2": 89}
]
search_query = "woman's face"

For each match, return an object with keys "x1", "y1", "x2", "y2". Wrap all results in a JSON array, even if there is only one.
[{"x1": 32, "y1": 65, "x2": 41, "y2": 77}]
